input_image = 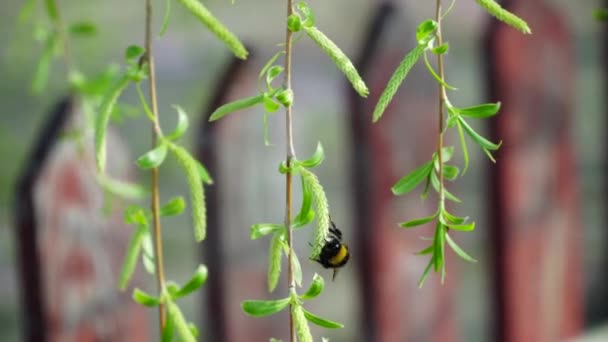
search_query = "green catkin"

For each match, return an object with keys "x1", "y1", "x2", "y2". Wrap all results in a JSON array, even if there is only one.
[
  {"x1": 118, "y1": 225, "x2": 147, "y2": 290},
  {"x1": 372, "y1": 44, "x2": 425, "y2": 122},
  {"x1": 166, "y1": 141, "x2": 206, "y2": 241},
  {"x1": 268, "y1": 233, "x2": 283, "y2": 292},
  {"x1": 300, "y1": 168, "x2": 329, "y2": 259},
  {"x1": 176, "y1": 0, "x2": 248, "y2": 59},
  {"x1": 304, "y1": 26, "x2": 369, "y2": 97},
  {"x1": 166, "y1": 300, "x2": 196, "y2": 342},
  {"x1": 292, "y1": 304, "x2": 313, "y2": 342},
  {"x1": 475, "y1": 0, "x2": 531, "y2": 34},
  {"x1": 94, "y1": 74, "x2": 131, "y2": 172}
]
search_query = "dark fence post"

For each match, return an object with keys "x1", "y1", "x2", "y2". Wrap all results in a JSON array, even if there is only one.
[
  {"x1": 196, "y1": 51, "x2": 254, "y2": 342},
  {"x1": 347, "y1": 3, "x2": 396, "y2": 340},
  {"x1": 13, "y1": 96, "x2": 73, "y2": 342},
  {"x1": 485, "y1": 1, "x2": 582, "y2": 341}
]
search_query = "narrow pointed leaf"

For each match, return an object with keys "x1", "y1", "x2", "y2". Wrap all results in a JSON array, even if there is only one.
[
  {"x1": 259, "y1": 51, "x2": 285, "y2": 80},
  {"x1": 391, "y1": 161, "x2": 433, "y2": 195},
  {"x1": 242, "y1": 298, "x2": 290, "y2": 317},
  {"x1": 209, "y1": 94, "x2": 264, "y2": 121},
  {"x1": 457, "y1": 102, "x2": 501, "y2": 118},
  {"x1": 250, "y1": 224, "x2": 284, "y2": 240},
  {"x1": 301, "y1": 273, "x2": 324, "y2": 300},
  {"x1": 32, "y1": 32, "x2": 58, "y2": 94},
  {"x1": 132, "y1": 288, "x2": 162, "y2": 307},
  {"x1": 196, "y1": 161, "x2": 213, "y2": 185},
  {"x1": 415, "y1": 245, "x2": 434, "y2": 255},
  {"x1": 446, "y1": 221, "x2": 476, "y2": 231},
  {"x1": 302, "y1": 309, "x2": 344, "y2": 329},
  {"x1": 415, "y1": 19, "x2": 438, "y2": 45},
  {"x1": 446, "y1": 233, "x2": 477, "y2": 263},
  {"x1": 418, "y1": 258, "x2": 434, "y2": 288},
  {"x1": 399, "y1": 212, "x2": 438, "y2": 228},
  {"x1": 119, "y1": 225, "x2": 147, "y2": 290},
  {"x1": 160, "y1": 196, "x2": 186, "y2": 217},
  {"x1": 136, "y1": 143, "x2": 168, "y2": 169},
  {"x1": 299, "y1": 142, "x2": 325, "y2": 168},
  {"x1": 457, "y1": 116, "x2": 502, "y2": 150},
  {"x1": 457, "y1": 121, "x2": 470, "y2": 174},
  {"x1": 166, "y1": 105, "x2": 190, "y2": 140},
  {"x1": 174, "y1": 265, "x2": 208, "y2": 298},
  {"x1": 159, "y1": 0, "x2": 172, "y2": 36}
]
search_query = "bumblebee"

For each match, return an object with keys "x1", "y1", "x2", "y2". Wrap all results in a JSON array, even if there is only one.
[{"x1": 312, "y1": 221, "x2": 350, "y2": 281}]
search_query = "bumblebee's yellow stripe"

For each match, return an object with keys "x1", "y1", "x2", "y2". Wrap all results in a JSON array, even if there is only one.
[{"x1": 329, "y1": 245, "x2": 348, "y2": 266}]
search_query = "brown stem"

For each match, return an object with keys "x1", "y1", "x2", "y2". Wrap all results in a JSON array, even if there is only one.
[
  {"x1": 435, "y1": 0, "x2": 446, "y2": 203},
  {"x1": 284, "y1": 0, "x2": 296, "y2": 341},
  {"x1": 145, "y1": 0, "x2": 167, "y2": 331}
]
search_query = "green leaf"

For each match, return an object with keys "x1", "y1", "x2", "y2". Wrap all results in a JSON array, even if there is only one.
[
  {"x1": 442, "y1": 210, "x2": 468, "y2": 225},
  {"x1": 44, "y1": 0, "x2": 58, "y2": 21},
  {"x1": 430, "y1": 172, "x2": 462, "y2": 203},
  {"x1": 446, "y1": 221, "x2": 475, "y2": 231},
  {"x1": 250, "y1": 224, "x2": 284, "y2": 240},
  {"x1": 266, "y1": 65, "x2": 284, "y2": 88},
  {"x1": 275, "y1": 88, "x2": 294, "y2": 107},
  {"x1": 141, "y1": 233, "x2": 155, "y2": 275},
  {"x1": 119, "y1": 225, "x2": 147, "y2": 290},
  {"x1": 188, "y1": 322, "x2": 199, "y2": 338},
  {"x1": 161, "y1": 312, "x2": 175, "y2": 342},
  {"x1": 446, "y1": 233, "x2": 477, "y2": 263},
  {"x1": 418, "y1": 258, "x2": 434, "y2": 288},
  {"x1": 391, "y1": 160, "x2": 433, "y2": 196},
  {"x1": 242, "y1": 298, "x2": 290, "y2": 317},
  {"x1": 32, "y1": 32, "x2": 58, "y2": 94},
  {"x1": 423, "y1": 51, "x2": 458, "y2": 90},
  {"x1": 69, "y1": 22, "x2": 97, "y2": 36},
  {"x1": 166, "y1": 300, "x2": 196, "y2": 342},
  {"x1": 292, "y1": 304, "x2": 313, "y2": 342},
  {"x1": 293, "y1": 210, "x2": 314, "y2": 229},
  {"x1": 456, "y1": 120, "x2": 470, "y2": 174},
  {"x1": 594, "y1": 9, "x2": 608, "y2": 21},
  {"x1": 209, "y1": 94, "x2": 264, "y2": 121},
  {"x1": 160, "y1": 0, "x2": 172, "y2": 36},
  {"x1": 292, "y1": 249, "x2": 303, "y2": 288},
  {"x1": 433, "y1": 222, "x2": 445, "y2": 272},
  {"x1": 263, "y1": 94, "x2": 281, "y2": 113},
  {"x1": 294, "y1": 174, "x2": 313, "y2": 227},
  {"x1": 19, "y1": 0, "x2": 37, "y2": 23},
  {"x1": 457, "y1": 116, "x2": 502, "y2": 150},
  {"x1": 166, "y1": 105, "x2": 190, "y2": 140},
  {"x1": 421, "y1": 173, "x2": 432, "y2": 200},
  {"x1": 456, "y1": 102, "x2": 501, "y2": 118},
  {"x1": 268, "y1": 233, "x2": 283, "y2": 292},
  {"x1": 125, "y1": 45, "x2": 145, "y2": 61},
  {"x1": 303, "y1": 309, "x2": 344, "y2": 329},
  {"x1": 434, "y1": 146, "x2": 455, "y2": 163},
  {"x1": 166, "y1": 142, "x2": 207, "y2": 242},
  {"x1": 430, "y1": 42, "x2": 449, "y2": 54},
  {"x1": 299, "y1": 142, "x2": 325, "y2": 168},
  {"x1": 399, "y1": 212, "x2": 437, "y2": 228},
  {"x1": 296, "y1": 1, "x2": 315, "y2": 27},
  {"x1": 132, "y1": 288, "x2": 162, "y2": 307},
  {"x1": 160, "y1": 197, "x2": 186, "y2": 217},
  {"x1": 95, "y1": 74, "x2": 131, "y2": 172},
  {"x1": 196, "y1": 161, "x2": 213, "y2": 185},
  {"x1": 173, "y1": 265, "x2": 208, "y2": 299},
  {"x1": 414, "y1": 245, "x2": 434, "y2": 255},
  {"x1": 301, "y1": 273, "x2": 324, "y2": 300},
  {"x1": 136, "y1": 143, "x2": 168, "y2": 169},
  {"x1": 475, "y1": 0, "x2": 531, "y2": 34},
  {"x1": 124, "y1": 205, "x2": 148, "y2": 226},
  {"x1": 287, "y1": 14, "x2": 302, "y2": 32},
  {"x1": 415, "y1": 19, "x2": 438, "y2": 45},
  {"x1": 259, "y1": 51, "x2": 285, "y2": 81},
  {"x1": 176, "y1": 0, "x2": 248, "y2": 59},
  {"x1": 372, "y1": 44, "x2": 425, "y2": 122},
  {"x1": 97, "y1": 174, "x2": 147, "y2": 200},
  {"x1": 442, "y1": 165, "x2": 460, "y2": 180},
  {"x1": 303, "y1": 26, "x2": 368, "y2": 97}
]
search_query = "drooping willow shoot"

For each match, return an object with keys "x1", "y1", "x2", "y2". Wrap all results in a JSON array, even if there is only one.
[
  {"x1": 372, "y1": 0, "x2": 530, "y2": 286},
  {"x1": 209, "y1": 1, "x2": 367, "y2": 340}
]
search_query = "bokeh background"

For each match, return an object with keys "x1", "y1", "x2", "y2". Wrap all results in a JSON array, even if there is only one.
[{"x1": 0, "y1": 0, "x2": 606, "y2": 341}]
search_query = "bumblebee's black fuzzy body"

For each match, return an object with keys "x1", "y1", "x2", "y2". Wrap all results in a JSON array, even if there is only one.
[{"x1": 313, "y1": 221, "x2": 349, "y2": 280}]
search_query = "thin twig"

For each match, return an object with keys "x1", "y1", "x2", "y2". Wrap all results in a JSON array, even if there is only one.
[
  {"x1": 284, "y1": 0, "x2": 296, "y2": 341},
  {"x1": 48, "y1": 0, "x2": 75, "y2": 75},
  {"x1": 145, "y1": 0, "x2": 167, "y2": 331},
  {"x1": 435, "y1": 0, "x2": 446, "y2": 205}
]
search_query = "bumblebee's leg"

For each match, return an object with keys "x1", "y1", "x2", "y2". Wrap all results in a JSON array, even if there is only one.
[
  {"x1": 329, "y1": 221, "x2": 342, "y2": 239},
  {"x1": 332, "y1": 268, "x2": 339, "y2": 281}
]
